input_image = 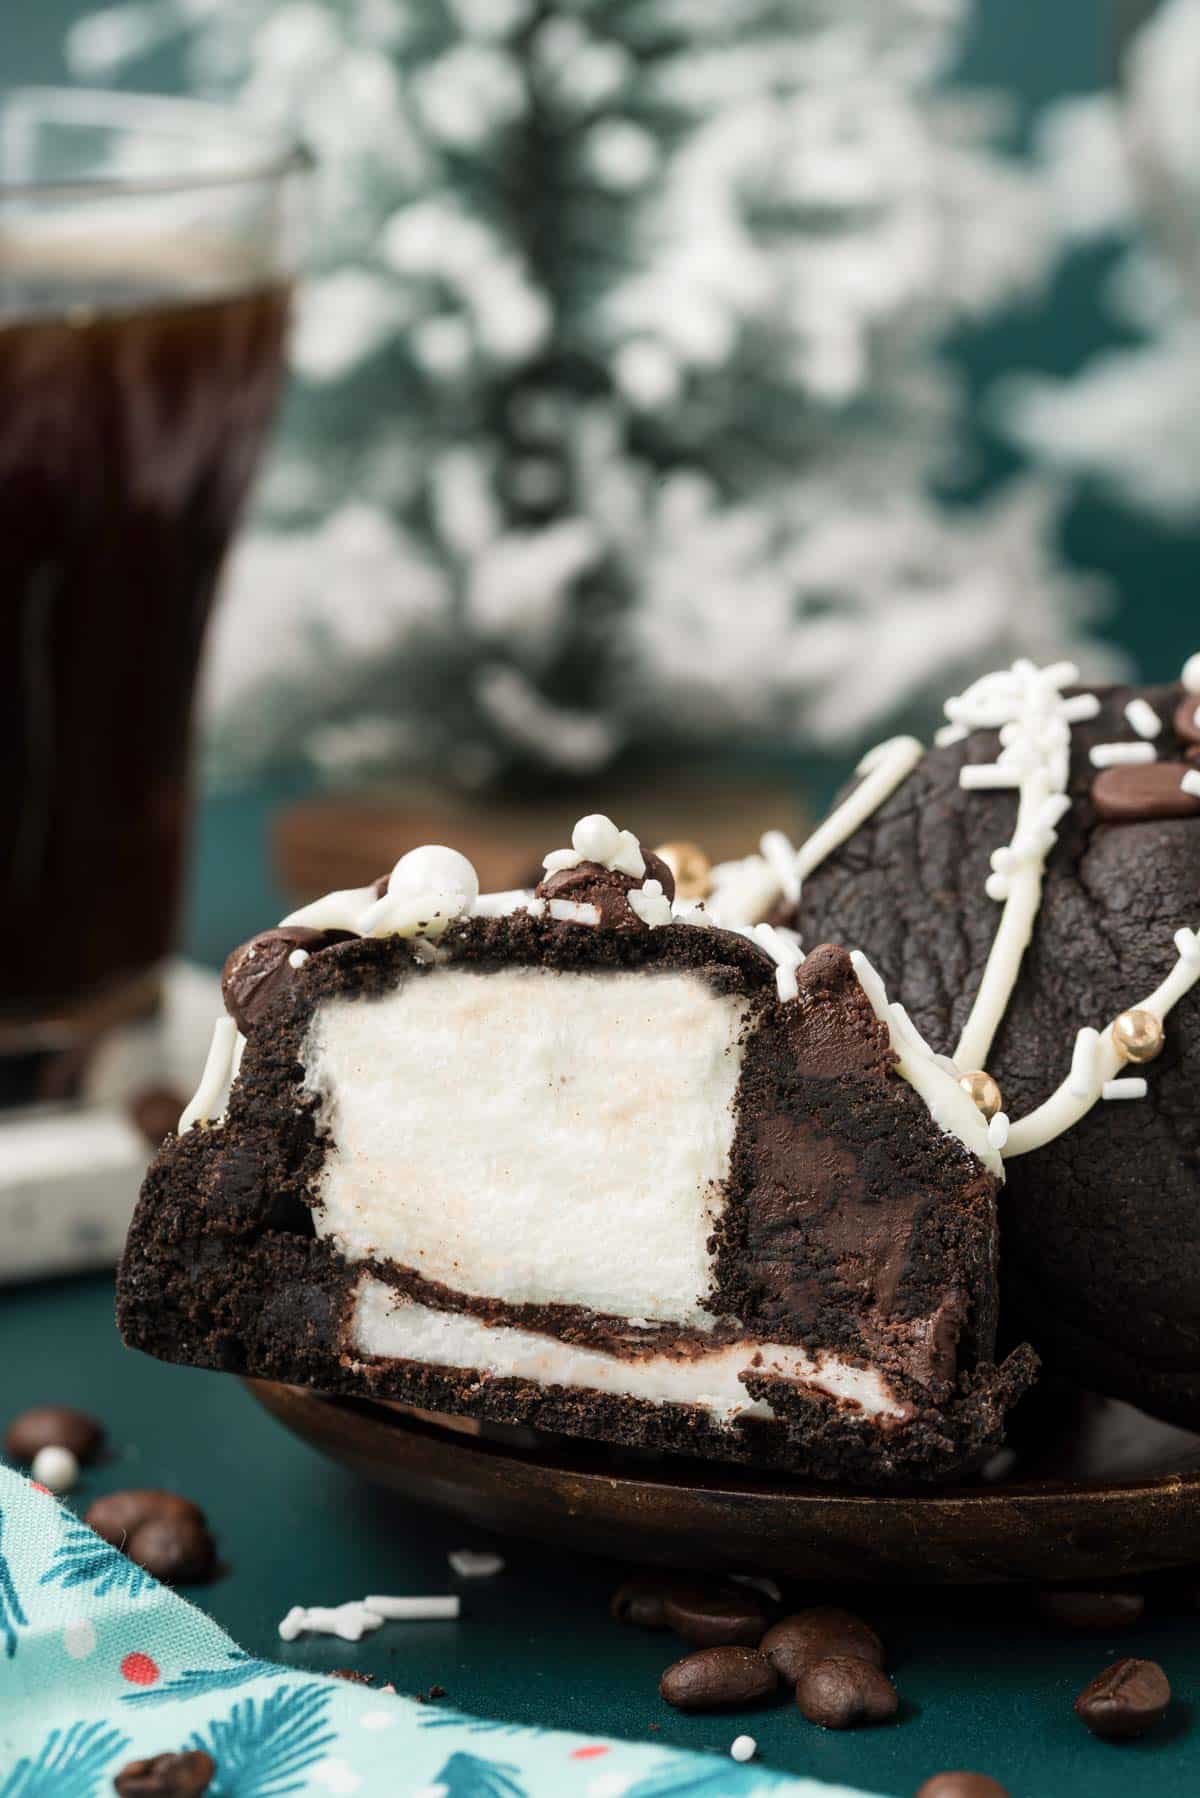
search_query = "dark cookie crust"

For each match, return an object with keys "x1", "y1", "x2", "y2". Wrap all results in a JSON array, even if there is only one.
[
  {"x1": 117, "y1": 922, "x2": 1030, "y2": 1482},
  {"x1": 799, "y1": 682, "x2": 1200, "y2": 1427}
]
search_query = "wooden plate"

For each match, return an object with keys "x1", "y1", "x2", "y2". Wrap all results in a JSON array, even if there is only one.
[{"x1": 247, "y1": 1380, "x2": 1200, "y2": 1584}]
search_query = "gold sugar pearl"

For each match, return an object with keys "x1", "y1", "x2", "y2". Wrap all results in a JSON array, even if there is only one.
[
  {"x1": 654, "y1": 840, "x2": 713, "y2": 902},
  {"x1": 1112, "y1": 1008, "x2": 1164, "y2": 1065},
  {"x1": 959, "y1": 1069, "x2": 1004, "y2": 1121}
]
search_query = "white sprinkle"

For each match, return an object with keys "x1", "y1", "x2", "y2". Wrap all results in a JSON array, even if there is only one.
[
  {"x1": 1103, "y1": 1078, "x2": 1148, "y2": 1100},
  {"x1": 287, "y1": 948, "x2": 310, "y2": 969},
  {"x1": 363, "y1": 1595, "x2": 461, "y2": 1621},
  {"x1": 448, "y1": 1550, "x2": 505, "y2": 1579},
  {"x1": 1182, "y1": 651, "x2": 1200, "y2": 694},
  {"x1": 31, "y1": 1444, "x2": 79, "y2": 1493},
  {"x1": 1059, "y1": 692, "x2": 1101, "y2": 722},
  {"x1": 1125, "y1": 698, "x2": 1163, "y2": 740},
  {"x1": 627, "y1": 879, "x2": 673, "y2": 928},
  {"x1": 278, "y1": 1603, "x2": 384, "y2": 1643},
  {"x1": 987, "y1": 1111, "x2": 1010, "y2": 1149},
  {"x1": 934, "y1": 722, "x2": 968, "y2": 748},
  {"x1": 1068, "y1": 1027, "x2": 1101, "y2": 1099},
  {"x1": 572, "y1": 813, "x2": 621, "y2": 866},
  {"x1": 959, "y1": 764, "x2": 1024, "y2": 790},
  {"x1": 1089, "y1": 741, "x2": 1156, "y2": 768},
  {"x1": 730, "y1": 1736, "x2": 757, "y2": 1763},
  {"x1": 759, "y1": 829, "x2": 801, "y2": 905},
  {"x1": 542, "y1": 847, "x2": 579, "y2": 874},
  {"x1": 471, "y1": 890, "x2": 535, "y2": 919},
  {"x1": 1042, "y1": 660, "x2": 1081, "y2": 687},
  {"x1": 1181, "y1": 770, "x2": 1200, "y2": 800}
]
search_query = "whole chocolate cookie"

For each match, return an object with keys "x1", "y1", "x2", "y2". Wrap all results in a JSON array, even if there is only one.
[{"x1": 798, "y1": 675, "x2": 1200, "y2": 1426}]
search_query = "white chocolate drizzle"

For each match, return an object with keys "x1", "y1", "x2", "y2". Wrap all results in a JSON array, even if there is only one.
[
  {"x1": 178, "y1": 1016, "x2": 242, "y2": 1133},
  {"x1": 1003, "y1": 926, "x2": 1200, "y2": 1156},
  {"x1": 794, "y1": 736, "x2": 924, "y2": 885},
  {"x1": 627, "y1": 879, "x2": 673, "y2": 928},
  {"x1": 705, "y1": 736, "x2": 923, "y2": 931},
  {"x1": 949, "y1": 661, "x2": 1090, "y2": 1075},
  {"x1": 850, "y1": 950, "x2": 1003, "y2": 1177}
]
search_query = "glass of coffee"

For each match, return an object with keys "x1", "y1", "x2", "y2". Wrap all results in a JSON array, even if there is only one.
[{"x1": 0, "y1": 89, "x2": 308, "y2": 1103}]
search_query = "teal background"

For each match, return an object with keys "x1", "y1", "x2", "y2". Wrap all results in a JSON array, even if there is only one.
[{"x1": 5, "y1": 5, "x2": 1200, "y2": 1792}]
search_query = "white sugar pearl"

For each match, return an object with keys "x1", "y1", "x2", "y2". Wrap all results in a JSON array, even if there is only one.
[
  {"x1": 1182, "y1": 651, "x2": 1200, "y2": 694},
  {"x1": 31, "y1": 1444, "x2": 79, "y2": 1493},
  {"x1": 730, "y1": 1735, "x2": 757, "y2": 1762},
  {"x1": 389, "y1": 846, "x2": 479, "y2": 906},
  {"x1": 572, "y1": 814, "x2": 621, "y2": 865}
]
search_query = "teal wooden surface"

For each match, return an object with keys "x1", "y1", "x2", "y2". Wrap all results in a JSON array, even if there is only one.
[{"x1": 2, "y1": 1274, "x2": 1199, "y2": 1796}]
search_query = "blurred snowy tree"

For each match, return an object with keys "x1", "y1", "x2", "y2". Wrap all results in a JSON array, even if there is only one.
[
  {"x1": 70, "y1": 0, "x2": 1116, "y2": 786},
  {"x1": 1002, "y1": 0, "x2": 1200, "y2": 525}
]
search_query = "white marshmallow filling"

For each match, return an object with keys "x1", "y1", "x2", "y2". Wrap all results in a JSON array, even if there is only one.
[
  {"x1": 303, "y1": 966, "x2": 748, "y2": 1327},
  {"x1": 350, "y1": 1279, "x2": 911, "y2": 1424}
]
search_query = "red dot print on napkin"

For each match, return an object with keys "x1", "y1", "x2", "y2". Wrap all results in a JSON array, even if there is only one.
[{"x1": 120, "y1": 1651, "x2": 160, "y2": 1686}]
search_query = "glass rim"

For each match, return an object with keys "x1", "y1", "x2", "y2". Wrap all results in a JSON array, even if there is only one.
[{"x1": 0, "y1": 87, "x2": 313, "y2": 202}]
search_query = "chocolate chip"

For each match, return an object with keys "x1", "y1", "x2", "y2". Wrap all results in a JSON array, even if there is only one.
[
  {"x1": 113, "y1": 1750, "x2": 215, "y2": 1796},
  {"x1": 795, "y1": 1655, "x2": 898, "y2": 1730},
  {"x1": 1075, "y1": 1657, "x2": 1170, "y2": 1741},
  {"x1": 6, "y1": 1405, "x2": 104, "y2": 1466},
  {"x1": 659, "y1": 1646, "x2": 777, "y2": 1712},
  {"x1": 85, "y1": 1490, "x2": 216, "y2": 1584},
  {"x1": 1091, "y1": 762, "x2": 1200, "y2": 823},
  {"x1": 761, "y1": 1607, "x2": 885, "y2": 1684},
  {"x1": 1037, "y1": 1588, "x2": 1145, "y2": 1632},
  {"x1": 128, "y1": 1086, "x2": 186, "y2": 1148},
  {"x1": 331, "y1": 1668, "x2": 375, "y2": 1685},
  {"x1": 661, "y1": 1580, "x2": 770, "y2": 1648},
  {"x1": 429, "y1": 1683, "x2": 447, "y2": 1699},
  {"x1": 915, "y1": 1776, "x2": 1010, "y2": 1798},
  {"x1": 220, "y1": 926, "x2": 340, "y2": 1032},
  {"x1": 611, "y1": 1576, "x2": 673, "y2": 1630},
  {"x1": 534, "y1": 840, "x2": 676, "y2": 928}
]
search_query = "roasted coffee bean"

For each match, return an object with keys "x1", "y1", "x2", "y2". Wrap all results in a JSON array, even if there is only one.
[
  {"x1": 128, "y1": 1514, "x2": 217, "y2": 1585},
  {"x1": 85, "y1": 1489, "x2": 204, "y2": 1547},
  {"x1": 662, "y1": 1580, "x2": 770, "y2": 1647},
  {"x1": 6, "y1": 1405, "x2": 104, "y2": 1466},
  {"x1": 659, "y1": 1646, "x2": 777, "y2": 1712},
  {"x1": 915, "y1": 1775, "x2": 1010, "y2": 1798},
  {"x1": 795, "y1": 1656, "x2": 898, "y2": 1730},
  {"x1": 761, "y1": 1607, "x2": 884, "y2": 1684},
  {"x1": 1075, "y1": 1657, "x2": 1170, "y2": 1740},
  {"x1": 1037, "y1": 1588, "x2": 1145, "y2": 1632},
  {"x1": 113, "y1": 1749, "x2": 215, "y2": 1796},
  {"x1": 611, "y1": 1576, "x2": 673, "y2": 1631},
  {"x1": 86, "y1": 1490, "x2": 217, "y2": 1584},
  {"x1": 128, "y1": 1086, "x2": 186, "y2": 1148}
]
